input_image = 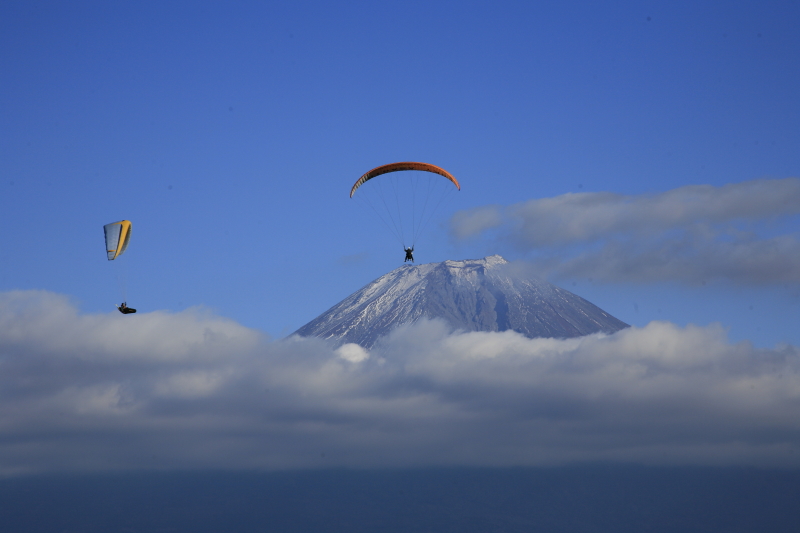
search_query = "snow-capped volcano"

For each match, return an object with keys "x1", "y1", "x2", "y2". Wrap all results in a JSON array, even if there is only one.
[{"x1": 293, "y1": 255, "x2": 628, "y2": 347}]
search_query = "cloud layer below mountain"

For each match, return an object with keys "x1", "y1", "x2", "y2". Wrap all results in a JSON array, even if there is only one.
[{"x1": 2, "y1": 291, "x2": 799, "y2": 475}]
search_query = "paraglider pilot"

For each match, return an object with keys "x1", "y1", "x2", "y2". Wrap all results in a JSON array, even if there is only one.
[
  {"x1": 404, "y1": 246, "x2": 414, "y2": 263},
  {"x1": 117, "y1": 302, "x2": 137, "y2": 314}
]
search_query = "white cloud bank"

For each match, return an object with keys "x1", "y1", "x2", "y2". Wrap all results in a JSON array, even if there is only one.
[
  {"x1": 450, "y1": 178, "x2": 800, "y2": 284},
  {"x1": 1, "y1": 290, "x2": 799, "y2": 475}
]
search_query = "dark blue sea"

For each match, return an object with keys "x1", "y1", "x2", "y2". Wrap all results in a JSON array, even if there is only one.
[{"x1": 1, "y1": 466, "x2": 798, "y2": 532}]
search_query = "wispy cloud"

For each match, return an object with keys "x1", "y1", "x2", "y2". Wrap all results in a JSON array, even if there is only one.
[
  {"x1": 450, "y1": 178, "x2": 800, "y2": 284},
  {"x1": 2, "y1": 291, "x2": 800, "y2": 475}
]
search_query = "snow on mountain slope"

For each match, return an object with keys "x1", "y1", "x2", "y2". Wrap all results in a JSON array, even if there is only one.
[{"x1": 293, "y1": 255, "x2": 628, "y2": 347}]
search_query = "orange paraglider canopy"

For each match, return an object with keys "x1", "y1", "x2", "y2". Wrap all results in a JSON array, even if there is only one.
[{"x1": 350, "y1": 162, "x2": 460, "y2": 198}]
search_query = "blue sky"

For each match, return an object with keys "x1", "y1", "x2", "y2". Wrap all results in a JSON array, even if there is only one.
[
  {"x1": 1, "y1": 1, "x2": 800, "y2": 476},
  {"x1": 2, "y1": 0, "x2": 798, "y2": 343}
]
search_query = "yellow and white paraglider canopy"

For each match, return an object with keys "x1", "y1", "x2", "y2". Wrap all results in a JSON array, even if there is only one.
[{"x1": 103, "y1": 220, "x2": 132, "y2": 261}]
